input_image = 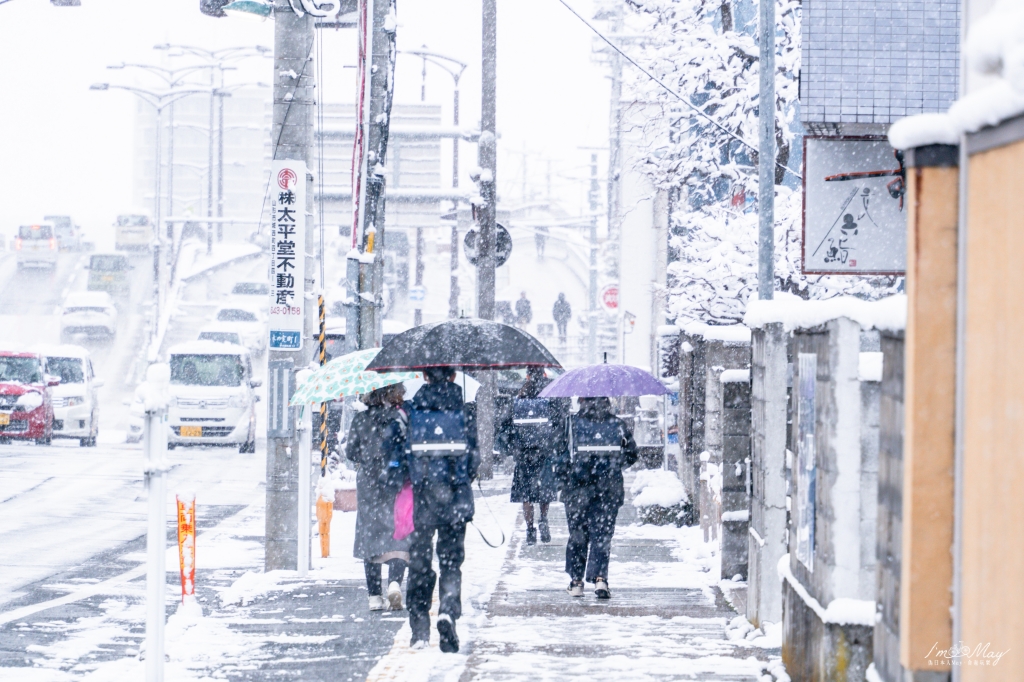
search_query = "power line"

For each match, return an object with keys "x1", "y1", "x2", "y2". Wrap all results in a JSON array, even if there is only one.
[{"x1": 553, "y1": 0, "x2": 802, "y2": 181}]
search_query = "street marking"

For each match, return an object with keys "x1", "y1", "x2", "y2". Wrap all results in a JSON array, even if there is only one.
[
  {"x1": 0, "y1": 564, "x2": 146, "y2": 627},
  {"x1": 364, "y1": 600, "x2": 440, "y2": 682}
]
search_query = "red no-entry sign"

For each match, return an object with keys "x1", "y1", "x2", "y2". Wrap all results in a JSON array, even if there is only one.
[{"x1": 601, "y1": 285, "x2": 618, "y2": 310}]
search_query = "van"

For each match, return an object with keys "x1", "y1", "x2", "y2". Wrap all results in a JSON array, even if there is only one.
[
  {"x1": 15, "y1": 224, "x2": 58, "y2": 269},
  {"x1": 87, "y1": 253, "x2": 133, "y2": 295}
]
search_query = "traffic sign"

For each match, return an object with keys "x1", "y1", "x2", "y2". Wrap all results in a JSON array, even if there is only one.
[
  {"x1": 600, "y1": 285, "x2": 619, "y2": 310},
  {"x1": 408, "y1": 285, "x2": 427, "y2": 303},
  {"x1": 464, "y1": 223, "x2": 513, "y2": 267}
]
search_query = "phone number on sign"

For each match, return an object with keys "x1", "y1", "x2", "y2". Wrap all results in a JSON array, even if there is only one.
[{"x1": 270, "y1": 305, "x2": 302, "y2": 316}]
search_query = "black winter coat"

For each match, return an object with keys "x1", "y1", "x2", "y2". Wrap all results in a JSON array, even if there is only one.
[
  {"x1": 509, "y1": 376, "x2": 566, "y2": 503},
  {"x1": 557, "y1": 402, "x2": 638, "y2": 509},
  {"x1": 346, "y1": 405, "x2": 411, "y2": 560}
]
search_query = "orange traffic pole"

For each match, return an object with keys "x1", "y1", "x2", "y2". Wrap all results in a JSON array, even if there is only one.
[
  {"x1": 176, "y1": 493, "x2": 196, "y2": 602},
  {"x1": 316, "y1": 494, "x2": 333, "y2": 557}
]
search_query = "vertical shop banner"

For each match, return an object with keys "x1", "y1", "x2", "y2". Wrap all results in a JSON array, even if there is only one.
[{"x1": 270, "y1": 160, "x2": 306, "y2": 351}]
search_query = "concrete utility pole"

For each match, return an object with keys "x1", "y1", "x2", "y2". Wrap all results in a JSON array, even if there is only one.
[
  {"x1": 588, "y1": 153, "x2": 599, "y2": 364},
  {"x1": 757, "y1": 0, "x2": 775, "y2": 301},
  {"x1": 351, "y1": 0, "x2": 397, "y2": 351},
  {"x1": 265, "y1": 6, "x2": 316, "y2": 572},
  {"x1": 475, "y1": 0, "x2": 498, "y2": 479}
]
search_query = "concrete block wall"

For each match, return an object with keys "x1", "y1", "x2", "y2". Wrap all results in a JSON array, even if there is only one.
[
  {"x1": 721, "y1": 371, "x2": 752, "y2": 580},
  {"x1": 747, "y1": 322, "x2": 790, "y2": 628},
  {"x1": 678, "y1": 330, "x2": 707, "y2": 516}
]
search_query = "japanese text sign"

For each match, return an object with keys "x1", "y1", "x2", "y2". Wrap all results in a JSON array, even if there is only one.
[{"x1": 270, "y1": 160, "x2": 306, "y2": 350}]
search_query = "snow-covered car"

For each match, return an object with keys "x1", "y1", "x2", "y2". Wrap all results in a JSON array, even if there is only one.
[
  {"x1": 86, "y1": 253, "x2": 133, "y2": 296},
  {"x1": 15, "y1": 224, "x2": 58, "y2": 269},
  {"x1": 0, "y1": 351, "x2": 58, "y2": 445},
  {"x1": 197, "y1": 324, "x2": 243, "y2": 347},
  {"x1": 211, "y1": 305, "x2": 266, "y2": 356},
  {"x1": 60, "y1": 291, "x2": 117, "y2": 342},
  {"x1": 166, "y1": 341, "x2": 260, "y2": 453},
  {"x1": 229, "y1": 281, "x2": 269, "y2": 304},
  {"x1": 38, "y1": 345, "x2": 102, "y2": 447}
]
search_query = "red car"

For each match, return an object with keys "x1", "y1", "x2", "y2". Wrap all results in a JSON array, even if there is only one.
[{"x1": 0, "y1": 351, "x2": 57, "y2": 444}]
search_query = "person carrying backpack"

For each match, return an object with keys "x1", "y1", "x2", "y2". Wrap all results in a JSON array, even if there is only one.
[
  {"x1": 386, "y1": 367, "x2": 477, "y2": 653},
  {"x1": 510, "y1": 367, "x2": 567, "y2": 544},
  {"x1": 558, "y1": 396, "x2": 638, "y2": 599}
]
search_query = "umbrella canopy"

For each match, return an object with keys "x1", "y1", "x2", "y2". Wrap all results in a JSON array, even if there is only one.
[
  {"x1": 364, "y1": 318, "x2": 561, "y2": 372},
  {"x1": 290, "y1": 348, "x2": 420, "y2": 405},
  {"x1": 539, "y1": 363, "x2": 668, "y2": 398}
]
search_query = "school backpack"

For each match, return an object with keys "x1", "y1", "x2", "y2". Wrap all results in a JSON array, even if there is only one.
[
  {"x1": 407, "y1": 409, "x2": 472, "y2": 488},
  {"x1": 511, "y1": 397, "x2": 559, "y2": 452}
]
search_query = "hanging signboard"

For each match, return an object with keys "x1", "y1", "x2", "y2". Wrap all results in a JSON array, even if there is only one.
[
  {"x1": 802, "y1": 137, "x2": 906, "y2": 275},
  {"x1": 269, "y1": 160, "x2": 306, "y2": 351}
]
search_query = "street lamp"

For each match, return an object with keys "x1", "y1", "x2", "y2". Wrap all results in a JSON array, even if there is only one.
[
  {"x1": 89, "y1": 82, "x2": 210, "y2": 352},
  {"x1": 398, "y1": 48, "x2": 468, "y2": 322}
]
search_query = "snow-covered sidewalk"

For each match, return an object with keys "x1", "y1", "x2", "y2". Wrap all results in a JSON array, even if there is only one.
[{"x1": 368, "y1": 474, "x2": 785, "y2": 682}]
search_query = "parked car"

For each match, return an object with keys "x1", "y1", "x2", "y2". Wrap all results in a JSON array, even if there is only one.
[
  {"x1": 38, "y1": 345, "x2": 101, "y2": 447},
  {"x1": 15, "y1": 224, "x2": 58, "y2": 269},
  {"x1": 230, "y1": 281, "x2": 269, "y2": 302},
  {"x1": 197, "y1": 324, "x2": 243, "y2": 347},
  {"x1": 212, "y1": 304, "x2": 266, "y2": 356},
  {"x1": 60, "y1": 291, "x2": 117, "y2": 342},
  {"x1": 166, "y1": 341, "x2": 260, "y2": 453},
  {"x1": 86, "y1": 253, "x2": 133, "y2": 296},
  {"x1": 0, "y1": 351, "x2": 57, "y2": 445},
  {"x1": 43, "y1": 215, "x2": 82, "y2": 251}
]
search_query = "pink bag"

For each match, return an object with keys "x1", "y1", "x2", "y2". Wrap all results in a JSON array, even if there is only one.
[{"x1": 393, "y1": 481, "x2": 415, "y2": 541}]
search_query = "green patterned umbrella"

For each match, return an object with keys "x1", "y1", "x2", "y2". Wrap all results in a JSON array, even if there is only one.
[{"x1": 290, "y1": 348, "x2": 420, "y2": 405}]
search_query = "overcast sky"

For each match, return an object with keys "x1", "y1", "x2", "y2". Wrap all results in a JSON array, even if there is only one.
[{"x1": 0, "y1": 0, "x2": 610, "y2": 234}]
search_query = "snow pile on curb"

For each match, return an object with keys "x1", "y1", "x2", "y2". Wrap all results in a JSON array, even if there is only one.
[
  {"x1": 744, "y1": 292, "x2": 906, "y2": 333},
  {"x1": 219, "y1": 569, "x2": 297, "y2": 607},
  {"x1": 630, "y1": 469, "x2": 687, "y2": 508},
  {"x1": 777, "y1": 553, "x2": 875, "y2": 626}
]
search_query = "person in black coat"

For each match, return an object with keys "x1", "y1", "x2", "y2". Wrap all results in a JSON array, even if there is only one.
[
  {"x1": 514, "y1": 292, "x2": 532, "y2": 328},
  {"x1": 386, "y1": 367, "x2": 477, "y2": 653},
  {"x1": 346, "y1": 383, "x2": 410, "y2": 611},
  {"x1": 558, "y1": 396, "x2": 638, "y2": 599},
  {"x1": 553, "y1": 293, "x2": 572, "y2": 343},
  {"x1": 509, "y1": 367, "x2": 566, "y2": 545}
]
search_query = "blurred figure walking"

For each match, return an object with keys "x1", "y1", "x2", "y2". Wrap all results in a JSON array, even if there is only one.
[
  {"x1": 515, "y1": 292, "x2": 533, "y2": 329},
  {"x1": 509, "y1": 367, "x2": 567, "y2": 544},
  {"x1": 558, "y1": 397, "x2": 637, "y2": 599},
  {"x1": 553, "y1": 293, "x2": 572, "y2": 344},
  {"x1": 534, "y1": 224, "x2": 548, "y2": 258},
  {"x1": 388, "y1": 367, "x2": 477, "y2": 653},
  {"x1": 346, "y1": 383, "x2": 411, "y2": 611}
]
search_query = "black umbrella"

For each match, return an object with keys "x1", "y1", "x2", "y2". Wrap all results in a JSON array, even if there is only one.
[{"x1": 365, "y1": 318, "x2": 561, "y2": 372}]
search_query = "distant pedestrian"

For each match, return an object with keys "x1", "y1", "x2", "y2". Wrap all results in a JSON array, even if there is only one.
[
  {"x1": 535, "y1": 225, "x2": 549, "y2": 258},
  {"x1": 553, "y1": 293, "x2": 572, "y2": 343},
  {"x1": 346, "y1": 383, "x2": 410, "y2": 612},
  {"x1": 558, "y1": 396, "x2": 638, "y2": 599},
  {"x1": 496, "y1": 300, "x2": 516, "y2": 327},
  {"x1": 387, "y1": 367, "x2": 477, "y2": 653},
  {"x1": 515, "y1": 292, "x2": 533, "y2": 329},
  {"x1": 509, "y1": 367, "x2": 566, "y2": 545}
]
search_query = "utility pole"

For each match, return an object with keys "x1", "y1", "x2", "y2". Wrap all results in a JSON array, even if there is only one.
[
  {"x1": 588, "y1": 153, "x2": 599, "y2": 364},
  {"x1": 349, "y1": 0, "x2": 396, "y2": 351},
  {"x1": 757, "y1": 0, "x2": 775, "y2": 300},
  {"x1": 476, "y1": 0, "x2": 498, "y2": 479},
  {"x1": 265, "y1": 5, "x2": 316, "y2": 572}
]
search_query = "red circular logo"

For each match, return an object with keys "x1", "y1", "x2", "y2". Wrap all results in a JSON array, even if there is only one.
[
  {"x1": 277, "y1": 168, "x2": 298, "y2": 189},
  {"x1": 601, "y1": 285, "x2": 619, "y2": 310}
]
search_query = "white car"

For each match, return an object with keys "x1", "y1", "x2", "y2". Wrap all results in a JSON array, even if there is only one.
[
  {"x1": 15, "y1": 224, "x2": 59, "y2": 269},
  {"x1": 229, "y1": 281, "x2": 269, "y2": 304},
  {"x1": 38, "y1": 345, "x2": 102, "y2": 447},
  {"x1": 60, "y1": 291, "x2": 117, "y2": 342},
  {"x1": 166, "y1": 341, "x2": 260, "y2": 453},
  {"x1": 197, "y1": 323, "x2": 244, "y2": 347},
  {"x1": 212, "y1": 304, "x2": 266, "y2": 356}
]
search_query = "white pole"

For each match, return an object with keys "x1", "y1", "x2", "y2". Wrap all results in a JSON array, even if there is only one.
[
  {"x1": 297, "y1": 405, "x2": 311, "y2": 577},
  {"x1": 143, "y1": 364, "x2": 170, "y2": 682}
]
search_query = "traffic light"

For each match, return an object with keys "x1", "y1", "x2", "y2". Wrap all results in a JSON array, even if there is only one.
[{"x1": 200, "y1": 0, "x2": 229, "y2": 17}]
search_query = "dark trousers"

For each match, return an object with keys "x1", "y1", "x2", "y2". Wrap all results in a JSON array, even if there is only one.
[
  {"x1": 364, "y1": 559, "x2": 407, "y2": 596},
  {"x1": 407, "y1": 522, "x2": 466, "y2": 639},
  {"x1": 564, "y1": 490, "x2": 619, "y2": 583}
]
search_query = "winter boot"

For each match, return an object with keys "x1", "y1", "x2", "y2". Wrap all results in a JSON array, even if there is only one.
[
  {"x1": 368, "y1": 595, "x2": 387, "y2": 611},
  {"x1": 538, "y1": 519, "x2": 551, "y2": 543},
  {"x1": 525, "y1": 525, "x2": 537, "y2": 546},
  {"x1": 387, "y1": 581, "x2": 404, "y2": 611},
  {"x1": 437, "y1": 614, "x2": 460, "y2": 653},
  {"x1": 566, "y1": 580, "x2": 584, "y2": 597},
  {"x1": 594, "y1": 578, "x2": 611, "y2": 600}
]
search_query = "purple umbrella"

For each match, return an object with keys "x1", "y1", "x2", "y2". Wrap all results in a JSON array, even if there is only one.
[{"x1": 539, "y1": 363, "x2": 668, "y2": 398}]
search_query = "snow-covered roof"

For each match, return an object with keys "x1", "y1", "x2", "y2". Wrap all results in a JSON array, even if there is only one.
[
  {"x1": 681, "y1": 321, "x2": 751, "y2": 345},
  {"x1": 744, "y1": 292, "x2": 907, "y2": 333},
  {"x1": 63, "y1": 291, "x2": 114, "y2": 307},
  {"x1": 35, "y1": 344, "x2": 91, "y2": 360},
  {"x1": 168, "y1": 341, "x2": 250, "y2": 357},
  {"x1": 890, "y1": 0, "x2": 1024, "y2": 149},
  {"x1": 720, "y1": 369, "x2": 750, "y2": 384}
]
